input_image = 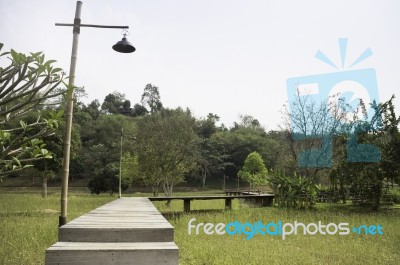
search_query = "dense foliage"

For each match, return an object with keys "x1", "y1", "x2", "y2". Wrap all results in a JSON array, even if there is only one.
[
  {"x1": 2, "y1": 46, "x2": 399, "y2": 209},
  {"x1": 238, "y1": 151, "x2": 268, "y2": 189},
  {"x1": 0, "y1": 44, "x2": 65, "y2": 179}
]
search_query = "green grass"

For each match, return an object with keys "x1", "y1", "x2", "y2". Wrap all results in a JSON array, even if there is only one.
[
  {"x1": 171, "y1": 205, "x2": 400, "y2": 265},
  {"x1": 0, "y1": 189, "x2": 399, "y2": 264},
  {"x1": 0, "y1": 192, "x2": 114, "y2": 265}
]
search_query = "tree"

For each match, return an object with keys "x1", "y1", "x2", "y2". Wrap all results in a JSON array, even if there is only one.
[
  {"x1": 121, "y1": 152, "x2": 139, "y2": 185},
  {"x1": 131, "y1": 103, "x2": 148, "y2": 117},
  {"x1": 88, "y1": 162, "x2": 131, "y2": 195},
  {"x1": 346, "y1": 96, "x2": 400, "y2": 210},
  {"x1": 282, "y1": 90, "x2": 350, "y2": 179},
  {"x1": 195, "y1": 113, "x2": 220, "y2": 138},
  {"x1": 238, "y1": 151, "x2": 268, "y2": 190},
  {"x1": 193, "y1": 137, "x2": 231, "y2": 188},
  {"x1": 122, "y1": 100, "x2": 131, "y2": 110},
  {"x1": 120, "y1": 100, "x2": 132, "y2": 115},
  {"x1": 101, "y1": 91, "x2": 126, "y2": 114},
  {"x1": 33, "y1": 119, "x2": 63, "y2": 198},
  {"x1": 136, "y1": 108, "x2": 199, "y2": 196},
  {"x1": 190, "y1": 113, "x2": 232, "y2": 187},
  {"x1": 84, "y1": 99, "x2": 101, "y2": 120},
  {"x1": 86, "y1": 144, "x2": 123, "y2": 195},
  {"x1": 33, "y1": 115, "x2": 81, "y2": 198},
  {"x1": 83, "y1": 114, "x2": 137, "y2": 193},
  {"x1": 238, "y1": 114, "x2": 263, "y2": 131},
  {"x1": 140, "y1": 84, "x2": 163, "y2": 114},
  {"x1": 0, "y1": 44, "x2": 65, "y2": 177},
  {"x1": 212, "y1": 125, "x2": 280, "y2": 188}
]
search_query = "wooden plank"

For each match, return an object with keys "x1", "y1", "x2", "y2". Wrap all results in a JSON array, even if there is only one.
[
  {"x1": 47, "y1": 242, "x2": 179, "y2": 250},
  {"x1": 70, "y1": 217, "x2": 167, "y2": 222},
  {"x1": 45, "y1": 242, "x2": 178, "y2": 265},
  {"x1": 58, "y1": 198, "x2": 174, "y2": 242},
  {"x1": 62, "y1": 218, "x2": 170, "y2": 222},
  {"x1": 62, "y1": 223, "x2": 170, "y2": 227},
  {"x1": 148, "y1": 194, "x2": 275, "y2": 201}
]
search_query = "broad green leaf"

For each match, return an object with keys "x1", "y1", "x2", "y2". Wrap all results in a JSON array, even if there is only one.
[
  {"x1": 54, "y1": 110, "x2": 64, "y2": 119},
  {"x1": 41, "y1": 149, "x2": 49, "y2": 155},
  {"x1": 12, "y1": 157, "x2": 21, "y2": 167},
  {"x1": 39, "y1": 54, "x2": 44, "y2": 64},
  {"x1": 30, "y1": 51, "x2": 42, "y2": 59},
  {"x1": 45, "y1": 59, "x2": 57, "y2": 65},
  {"x1": 19, "y1": 120, "x2": 27, "y2": 130},
  {"x1": 52, "y1": 68, "x2": 62, "y2": 74},
  {"x1": 10, "y1": 49, "x2": 18, "y2": 62}
]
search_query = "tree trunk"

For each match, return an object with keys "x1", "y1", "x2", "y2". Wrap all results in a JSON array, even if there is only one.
[
  {"x1": 42, "y1": 162, "x2": 49, "y2": 199},
  {"x1": 42, "y1": 175, "x2": 48, "y2": 199},
  {"x1": 152, "y1": 182, "x2": 161, "y2": 197},
  {"x1": 202, "y1": 168, "x2": 207, "y2": 188},
  {"x1": 339, "y1": 177, "x2": 346, "y2": 204},
  {"x1": 162, "y1": 181, "x2": 167, "y2": 196},
  {"x1": 163, "y1": 181, "x2": 173, "y2": 197},
  {"x1": 152, "y1": 187, "x2": 158, "y2": 197},
  {"x1": 372, "y1": 182, "x2": 382, "y2": 211},
  {"x1": 163, "y1": 180, "x2": 174, "y2": 206},
  {"x1": 169, "y1": 182, "x2": 174, "y2": 195}
]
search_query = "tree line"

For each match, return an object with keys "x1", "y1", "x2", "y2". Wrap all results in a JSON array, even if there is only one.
[{"x1": 1, "y1": 46, "x2": 399, "y2": 210}]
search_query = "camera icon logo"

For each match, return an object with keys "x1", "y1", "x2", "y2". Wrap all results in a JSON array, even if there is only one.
[{"x1": 286, "y1": 38, "x2": 381, "y2": 168}]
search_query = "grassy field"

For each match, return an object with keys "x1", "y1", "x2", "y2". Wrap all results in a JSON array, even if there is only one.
[{"x1": 0, "y1": 188, "x2": 399, "y2": 265}]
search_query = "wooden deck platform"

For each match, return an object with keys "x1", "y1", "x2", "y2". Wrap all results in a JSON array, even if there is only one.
[
  {"x1": 46, "y1": 197, "x2": 179, "y2": 265},
  {"x1": 149, "y1": 194, "x2": 275, "y2": 212}
]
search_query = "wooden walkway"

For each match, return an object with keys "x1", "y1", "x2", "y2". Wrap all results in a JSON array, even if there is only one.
[
  {"x1": 149, "y1": 194, "x2": 275, "y2": 212},
  {"x1": 45, "y1": 197, "x2": 179, "y2": 265}
]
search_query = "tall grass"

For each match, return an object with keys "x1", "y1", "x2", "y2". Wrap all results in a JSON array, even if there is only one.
[
  {"x1": 0, "y1": 190, "x2": 399, "y2": 264},
  {"x1": 170, "y1": 205, "x2": 400, "y2": 264},
  {"x1": 0, "y1": 192, "x2": 114, "y2": 264}
]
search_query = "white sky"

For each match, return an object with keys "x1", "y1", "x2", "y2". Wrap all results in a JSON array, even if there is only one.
[{"x1": 1, "y1": 0, "x2": 399, "y2": 129}]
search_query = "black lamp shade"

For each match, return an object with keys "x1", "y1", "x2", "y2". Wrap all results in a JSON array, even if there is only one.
[{"x1": 112, "y1": 37, "x2": 135, "y2": 53}]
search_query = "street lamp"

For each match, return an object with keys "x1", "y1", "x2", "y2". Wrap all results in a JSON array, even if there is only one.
[
  {"x1": 113, "y1": 34, "x2": 136, "y2": 53},
  {"x1": 56, "y1": 1, "x2": 135, "y2": 227}
]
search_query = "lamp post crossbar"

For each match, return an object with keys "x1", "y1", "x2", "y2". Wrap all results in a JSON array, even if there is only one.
[{"x1": 55, "y1": 23, "x2": 129, "y2": 29}]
